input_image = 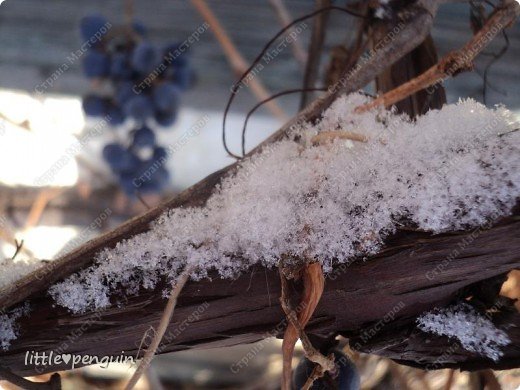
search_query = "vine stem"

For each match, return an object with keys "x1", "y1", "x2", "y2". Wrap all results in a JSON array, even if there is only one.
[
  {"x1": 124, "y1": 266, "x2": 194, "y2": 390},
  {"x1": 190, "y1": 0, "x2": 288, "y2": 123},
  {"x1": 355, "y1": 1, "x2": 520, "y2": 113}
]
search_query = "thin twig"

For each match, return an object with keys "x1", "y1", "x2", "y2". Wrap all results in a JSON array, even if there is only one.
[
  {"x1": 268, "y1": 0, "x2": 308, "y2": 67},
  {"x1": 24, "y1": 189, "x2": 63, "y2": 230},
  {"x1": 135, "y1": 192, "x2": 151, "y2": 210},
  {"x1": 0, "y1": 112, "x2": 31, "y2": 131},
  {"x1": 11, "y1": 239, "x2": 24, "y2": 261},
  {"x1": 0, "y1": 229, "x2": 34, "y2": 259},
  {"x1": 279, "y1": 262, "x2": 332, "y2": 390},
  {"x1": 302, "y1": 363, "x2": 326, "y2": 390},
  {"x1": 280, "y1": 292, "x2": 334, "y2": 370},
  {"x1": 355, "y1": 1, "x2": 520, "y2": 113},
  {"x1": 124, "y1": 265, "x2": 194, "y2": 390},
  {"x1": 190, "y1": 0, "x2": 288, "y2": 125},
  {"x1": 222, "y1": 5, "x2": 367, "y2": 159},
  {"x1": 311, "y1": 130, "x2": 368, "y2": 145},
  {"x1": 242, "y1": 88, "x2": 327, "y2": 156},
  {"x1": 124, "y1": 0, "x2": 134, "y2": 28}
]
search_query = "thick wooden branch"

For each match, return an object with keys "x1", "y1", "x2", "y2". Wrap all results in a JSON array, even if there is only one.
[
  {"x1": 1, "y1": 210, "x2": 518, "y2": 375},
  {"x1": 357, "y1": 1, "x2": 520, "y2": 112},
  {"x1": 0, "y1": 0, "x2": 441, "y2": 312},
  {"x1": 3, "y1": 0, "x2": 517, "y2": 377}
]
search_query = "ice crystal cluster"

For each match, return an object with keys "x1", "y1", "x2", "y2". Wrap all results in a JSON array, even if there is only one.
[
  {"x1": 0, "y1": 258, "x2": 43, "y2": 291},
  {"x1": 417, "y1": 303, "x2": 511, "y2": 361},
  {"x1": 50, "y1": 93, "x2": 519, "y2": 313},
  {"x1": 0, "y1": 303, "x2": 30, "y2": 350}
]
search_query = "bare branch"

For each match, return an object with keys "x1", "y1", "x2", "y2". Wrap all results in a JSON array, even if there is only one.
[
  {"x1": 190, "y1": 0, "x2": 288, "y2": 121},
  {"x1": 268, "y1": 0, "x2": 308, "y2": 67},
  {"x1": 356, "y1": 1, "x2": 520, "y2": 113},
  {"x1": 300, "y1": 0, "x2": 330, "y2": 109}
]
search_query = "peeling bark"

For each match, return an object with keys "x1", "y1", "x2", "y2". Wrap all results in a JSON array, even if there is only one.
[{"x1": 1, "y1": 211, "x2": 518, "y2": 375}]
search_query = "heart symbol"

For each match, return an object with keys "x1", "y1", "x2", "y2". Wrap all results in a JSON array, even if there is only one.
[{"x1": 61, "y1": 354, "x2": 71, "y2": 365}]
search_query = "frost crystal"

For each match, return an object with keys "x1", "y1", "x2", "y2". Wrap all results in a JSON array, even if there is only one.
[
  {"x1": 416, "y1": 303, "x2": 510, "y2": 361},
  {"x1": 0, "y1": 258, "x2": 43, "y2": 291},
  {"x1": 0, "y1": 303, "x2": 30, "y2": 350},
  {"x1": 49, "y1": 94, "x2": 520, "y2": 314}
]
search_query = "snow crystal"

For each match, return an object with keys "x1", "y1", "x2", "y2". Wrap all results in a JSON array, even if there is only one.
[
  {"x1": 50, "y1": 93, "x2": 520, "y2": 313},
  {"x1": 416, "y1": 302, "x2": 510, "y2": 361},
  {"x1": 0, "y1": 303, "x2": 30, "y2": 350},
  {"x1": 0, "y1": 257, "x2": 43, "y2": 291}
]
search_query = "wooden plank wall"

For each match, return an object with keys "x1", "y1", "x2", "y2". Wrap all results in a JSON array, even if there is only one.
[{"x1": 0, "y1": 0, "x2": 518, "y2": 113}]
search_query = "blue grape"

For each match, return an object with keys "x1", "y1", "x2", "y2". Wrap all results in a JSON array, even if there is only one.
[
  {"x1": 115, "y1": 81, "x2": 137, "y2": 105},
  {"x1": 123, "y1": 95, "x2": 154, "y2": 122},
  {"x1": 102, "y1": 143, "x2": 125, "y2": 165},
  {"x1": 153, "y1": 146, "x2": 168, "y2": 162},
  {"x1": 118, "y1": 172, "x2": 138, "y2": 196},
  {"x1": 293, "y1": 349, "x2": 360, "y2": 390},
  {"x1": 132, "y1": 20, "x2": 147, "y2": 37},
  {"x1": 137, "y1": 163, "x2": 170, "y2": 194},
  {"x1": 154, "y1": 110, "x2": 177, "y2": 128},
  {"x1": 132, "y1": 126, "x2": 156, "y2": 148},
  {"x1": 172, "y1": 66, "x2": 195, "y2": 91},
  {"x1": 152, "y1": 83, "x2": 181, "y2": 112},
  {"x1": 107, "y1": 105, "x2": 126, "y2": 126},
  {"x1": 139, "y1": 177, "x2": 162, "y2": 194},
  {"x1": 110, "y1": 52, "x2": 133, "y2": 79},
  {"x1": 80, "y1": 14, "x2": 108, "y2": 43},
  {"x1": 131, "y1": 42, "x2": 160, "y2": 74},
  {"x1": 82, "y1": 95, "x2": 108, "y2": 117},
  {"x1": 163, "y1": 42, "x2": 189, "y2": 68},
  {"x1": 102, "y1": 143, "x2": 140, "y2": 172},
  {"x1": 155, "y1": 166, "x2": 170, "y2": 184},
  {"x1": 83, "y1": 50, "x2": 110, "y2": 78}
]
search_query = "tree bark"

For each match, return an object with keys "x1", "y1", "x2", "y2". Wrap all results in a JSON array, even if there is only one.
[{"x1": 1, "y1": 209, "x2": 518, "y2": 375}]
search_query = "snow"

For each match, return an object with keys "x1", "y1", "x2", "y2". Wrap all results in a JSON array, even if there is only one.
[
  {"x1": 0, "y1": 303, "x2": 30, "y2": 350},
  {"x1": 416, "y1": 302, "x2": 511, "y2": 361},
  {"x1": 49, "y1": 93, "x2": 519, "y2": 314},
  {"x1": 0, "y1": 258, "x2": 43, "y2": 291}
]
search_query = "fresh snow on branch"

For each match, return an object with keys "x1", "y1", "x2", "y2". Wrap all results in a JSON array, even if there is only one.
[
  {"x1": 50, "y1": 93, "x2": 519, "y2": 314},
  {"x1": 0, "y1": 257, "x2": 43, "y2": 291},
  {"x1": 417, "y1": 302, "x2": 510, "y2": 361},
  {"x1": 0, "y1": 303, "x2": 30, "y2": 350}
]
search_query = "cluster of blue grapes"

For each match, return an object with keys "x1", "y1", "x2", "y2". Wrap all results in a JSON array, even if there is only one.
[{"x1": 80, "y1": 14, "x2": 195, "y2": 196}]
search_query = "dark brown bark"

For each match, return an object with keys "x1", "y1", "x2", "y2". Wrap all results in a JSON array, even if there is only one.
[
  {"x1": 1, "y1": 210, "x2": 518, "y2": 376},
  {"x1": 375, "y1": 33, "x2": 447, "y2": 116}
]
